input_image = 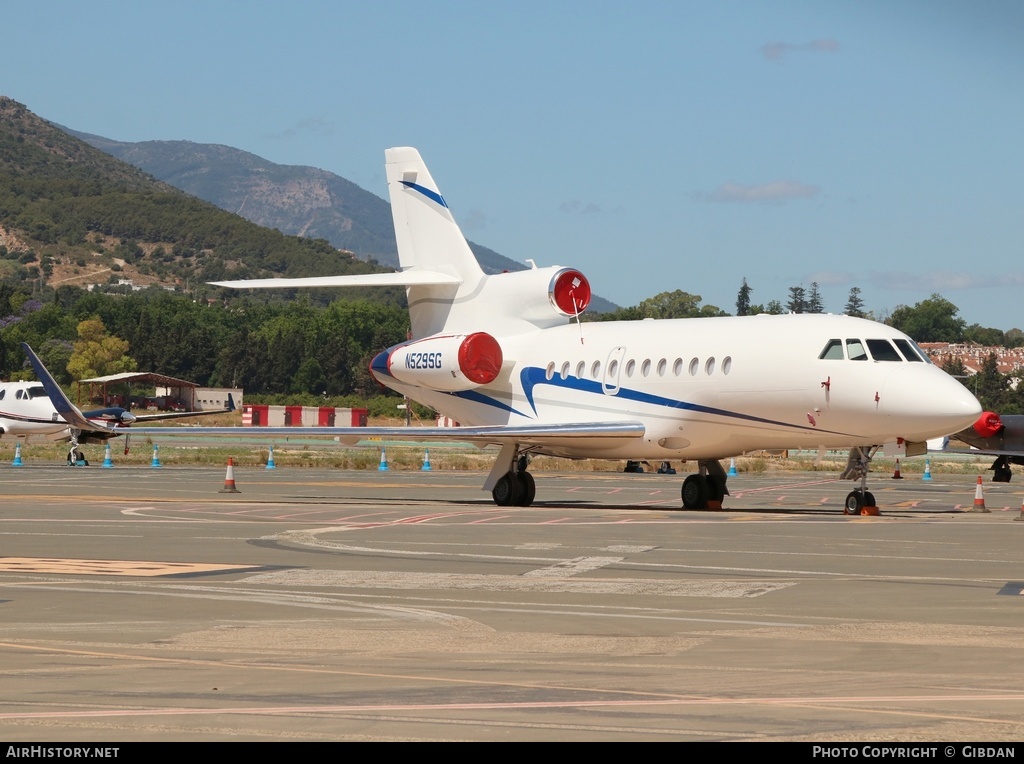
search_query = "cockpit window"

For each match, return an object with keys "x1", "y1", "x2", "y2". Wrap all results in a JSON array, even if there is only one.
[
  {"x1": 27, "y1": 386, "x2": 48, "y2": 399},
  {"x1": 894, "y1": 338, "x2": 928, "y2": 363},
  {"x1": 846, "y1": 339, "x2": 868, "y2": 361},
  {"x1": 819, "y1": 339, "x2": 845, "y2": 360},
  {"x1": 866, "y1": 339, "x2": 902, "y2": 362}
]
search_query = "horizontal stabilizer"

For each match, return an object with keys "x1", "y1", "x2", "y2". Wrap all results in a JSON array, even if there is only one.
[{"x1": 210, "y1": 271, "x2": 460, "y2": 290}]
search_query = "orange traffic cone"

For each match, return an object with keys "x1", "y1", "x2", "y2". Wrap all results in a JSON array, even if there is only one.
[
  {"x1": 970, "y1": 475, "x2": 988, "y2": 513},
  {"x1": 219, "y1": 456, "x2": 241, "y2": 494},
  {"x1": 1015, "y1": 494, "x2": 1024, "y2": 522},
  {"x1": 892, "y1": 459, "x2": 903, "y2": 479}
]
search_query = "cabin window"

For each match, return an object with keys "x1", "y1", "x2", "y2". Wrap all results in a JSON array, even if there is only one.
[
  {"x1": 576, "y1": 361, "x2": 586, "y2": 378},
  {"x1": 15, "y1": 389, "x2": 24, "y2": 400},
  {"x1": 689, "y1": 357, "x2": 699, "y2": 376},
  {"x1": 722, "y1": 356, "x2": 732, "y2": 375},
  {"x1": 560, "y1": 362, "x2": 570, "y2": 379},
  {"x1": 894, "y1": 339, "x2": 927, "y2": 363},
  {"x1": 0, "y1": 390, "x2": 5, "y2": 400},
  {"x1": 641, "y1": 359, "x2": 651, "y2": 377},
  {"x1": 608, "y1": 359, "x2": 619, "y2": 378},
  {"x1": 705, "y1": 357, "x2": 716, "y2": 375},
  {"x1": 819, "y1": 339, "x2": 845, "y2": 360},
  {"x1": 625, "y1": 359, "x2": 635, "y2": 377},
  {"x1": 545, "y1": 362, "x2": 555, "y2": 380},
  {"x1": 866, "y1": 339, "x2": 902, "y2": 362},
  {"x1": 845, "y1": 339, "x2": 868, "y2": 361},
  {"x1": 591, "y1": 360, "x2": 602, "y2": 378},
  {"x1": 657, "y1": 358, "x2": 667, "y2": 377},
  {"x1": 673, "y1": 358, "x2": 683, "y2": 376}
]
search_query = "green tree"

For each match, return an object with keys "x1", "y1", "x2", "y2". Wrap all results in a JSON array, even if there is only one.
[
  {"x1": 887, "y1": 294, "x2": 966, "y2": 343},
  {"x1": 844, "y1": 287, "x2": 866, "y2": 318},
  {"x1": 66, "y1": 316, "x2": 138, "y2": 380},
  {"x1": 806, "y1": 282, "x2": 824, "y2": 314},
  {"x1": 735, "y1": 278, "x2": 752, "y2": 316},
  {"x1": 786, "y1": 286, "x2": 806, "y2": 314}
]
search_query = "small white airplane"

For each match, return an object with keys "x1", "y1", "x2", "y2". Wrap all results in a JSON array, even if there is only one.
[
  {"x1": 25, "y1": 147, "x2": 982, "y2": 512},
  {"x1": 0, "y1": 375, "x2": 233, "y2": 464}
]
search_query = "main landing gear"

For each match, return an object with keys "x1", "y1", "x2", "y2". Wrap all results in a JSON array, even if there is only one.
[
  {"x1": 991, "y1": 455, "x2": 1014, "y2": 483},
  {"x1": 680, "y1": 460, "x2": 729, "y2": 509},
  {"x1": 491, "y1": 453, "x2": 536, "y2": 507},
  {"x1": 66, "y1": 430, "x2": 89, "y2": 466},
  {"x1": 840, "y1": 446, "x2": 880, "y2": 516}
]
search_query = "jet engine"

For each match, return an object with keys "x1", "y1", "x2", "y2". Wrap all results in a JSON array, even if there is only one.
[
  {"x1": 465, "y1": 266, "x2": 592, "y2": 330},
  {"x1": 375, "y1": 331, "x2": 504, "y2": 392}
]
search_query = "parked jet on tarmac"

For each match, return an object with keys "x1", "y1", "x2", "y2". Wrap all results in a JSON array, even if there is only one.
[
  {"x1": 944, "y1": 411, "x2": 1024, "y2": 482},
  {"x1": 0, "y1": 375, "x2": 233, "y2": 463},
  {"x1": 25, "y1": 148, "x2": 982, "y2": 512}
]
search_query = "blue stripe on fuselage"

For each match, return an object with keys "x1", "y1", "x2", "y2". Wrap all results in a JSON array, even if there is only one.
[{"x1": 519, "y1": 367, "x2": 848, "y2": 436}]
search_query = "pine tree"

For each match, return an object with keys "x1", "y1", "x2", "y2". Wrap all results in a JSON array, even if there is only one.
[
  {"x1": 786, "y1": 286, "x2": 806, "y2": 314},
  {"x1": 844, "y1": 287, "x2": 866, "y2": 318},
  {"x1": 735, "y1": 278, "x2": 752, "y2": 316},
  {"x1": 806, "y1": 282, "x2": 824, "y2": 313}
]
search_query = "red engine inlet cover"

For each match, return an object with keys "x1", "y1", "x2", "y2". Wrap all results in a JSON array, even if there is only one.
[
  {"x1": 458, "y1": 332, "x2": 503, "y2": 385},
  {"x1": 973, "y1": 411, "x2": 1003, "y2": 438},
  {"x1": 550, "y1": 269, "x2": 591, "y2": 316}
]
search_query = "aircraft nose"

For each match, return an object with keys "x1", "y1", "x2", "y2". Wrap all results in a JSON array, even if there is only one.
[{"x1": 882, "y1": 369, "x2": 981, "y2": 437}]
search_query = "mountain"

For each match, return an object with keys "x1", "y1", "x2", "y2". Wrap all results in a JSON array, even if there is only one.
[
  {"x1": 67, "y1": 132, "x2": 518, "y2": 274},
  {"x1": 68, "y1": 132, "x2": 617, "y2": 312},
  {"x1": 0, "y1": 96, "x2": 393, "y2": 299}
]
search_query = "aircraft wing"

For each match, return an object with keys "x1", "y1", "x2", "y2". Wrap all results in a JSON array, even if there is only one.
[
  {"x1": 210, "y1": 271, "x2": 460, "y2": 289},
  {"x1": 123, "y1": 421, "x2": 646, "y2": 446}
]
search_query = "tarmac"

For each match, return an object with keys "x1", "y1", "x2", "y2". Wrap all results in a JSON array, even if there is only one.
[{"x1": 1, "y1": 464, "x2": 1023, "y2": 741}]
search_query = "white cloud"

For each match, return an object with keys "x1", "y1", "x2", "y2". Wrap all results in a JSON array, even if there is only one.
[
  {"x1": 267, "y1": 115, "x2": 334, "y2": 141},
  {"x1": 762, "y1": 39, "x2": 840, "y2": 61},
  {"x1": 460, "y1": 208, "x2": 491, "y2": 232},
  {"x1": 559, "y1": 200, "x2": 604, "y2": 214},
  {"x1": 702, "y1": 180, "x2": 821, "y2": 204}
]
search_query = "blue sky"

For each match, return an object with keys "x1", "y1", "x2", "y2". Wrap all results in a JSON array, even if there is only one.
[{"x1": 6, "y1": 1, "x2": 1024, "y2": 329}]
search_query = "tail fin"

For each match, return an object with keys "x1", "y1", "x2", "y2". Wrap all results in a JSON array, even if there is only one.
[{"x1": 386, "y1": 148, "x2": 484, "y2": 337}]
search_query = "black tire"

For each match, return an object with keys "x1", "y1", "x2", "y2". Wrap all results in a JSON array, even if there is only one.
[
  {"x1": 517, "y1": 472, "x2": 536, "y2": 506},
  {"x1": 492, "y1": 473, "x2": 521, "y2": 506},
  {"x1": 705, "y1": 475, "x2": 725, "y2": 503},
  {"x1": 864, "y1": 491, "x2": 876, "y2": 508},
  {"x1": 682, "y1": 474, "x2": 709, "y2": 509},
  {"x1": 845, "y1": 491, "x2": 864, "y2": 515}
]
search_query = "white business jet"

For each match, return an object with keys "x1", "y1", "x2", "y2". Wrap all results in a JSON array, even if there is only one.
[
  {"x1": 0, "y1": 376, "x2": 232, "y2": 463},
  {"x1": 25, "y1": 147, "x2": 982, "y2": 512}
]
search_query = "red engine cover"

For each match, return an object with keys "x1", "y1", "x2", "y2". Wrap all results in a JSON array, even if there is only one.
[
  {"x1": 973, "y1": 411, "x2": 1003, "y2": 438},
  {"x1": 458, "y1": 332, "x2": 503, "y2": 385},
  {"x1": 550, "y1": 269, "x2": 591, "y2": 316}
]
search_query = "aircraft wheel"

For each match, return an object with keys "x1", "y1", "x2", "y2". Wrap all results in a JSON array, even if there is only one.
[
  {"x1": 705, "y1": 475, "x2": 725, "y2": 503},
  {"x1": 845, "y1": 491, "x2": 864, "y2": 515},
  {"x1": 516, "y1": 472, "x2": 536, "y2": 506},
  {"x1": 864, "y1": 491, "x2": 876, "y2": 508},
  {"x1": 681, "y1": 474, "x2": 709, "y2": 509},
  {"x1": 492, "y1": 473, "x2": 521, "y2": 507}
]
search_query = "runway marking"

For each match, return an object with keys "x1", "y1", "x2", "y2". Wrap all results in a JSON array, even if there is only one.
[
  {"x1": 2, "y1": 693, "x2": 1024, "y2": 722},
  {"x1": 246, "y1": 569, "x2": 793, "y2": 598},
  {"x1": 0, "y1": 557, "x2": 264, "y2": 577},
  {"x1": 522, "y1": 556, "x2": 623, "y2": 578},
  {"x1": 997, "y1": 582, "x2": 1024, "y2": 596}
]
